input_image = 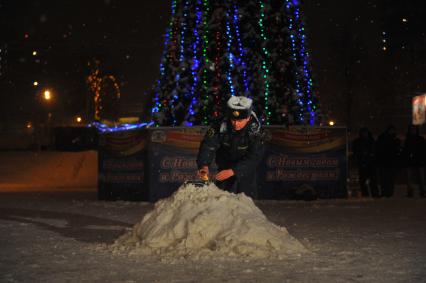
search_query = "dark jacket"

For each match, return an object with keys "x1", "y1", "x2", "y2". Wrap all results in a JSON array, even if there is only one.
[
  {"x1": 375, "y1": 127, "x2": 401, "y2": 167},
  {"x1": 352, "y1": 128, "x2": 375, "y2": 168},
  {"x1": 196, "y1": 115, "x2": 265, "y2": 179},
  {"x1": 402, "y1": 129, "x2": 426, "y2": 167}
]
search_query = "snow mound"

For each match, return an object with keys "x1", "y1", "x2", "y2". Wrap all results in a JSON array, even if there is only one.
[{"x1": 112, "y1": 182, "x2": 307, "y2": 260}]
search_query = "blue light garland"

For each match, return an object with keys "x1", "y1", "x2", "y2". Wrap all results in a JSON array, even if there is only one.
[
  {"x1": 201, "y1": 0, "x2": 210, "y2": 125},
  {"x1": 286, "y1": 14, "x2": 304, "y2": 122},
  {"x1": 294, "y1": 6, "x2": 315, "y2": 125},
  {"x1": 89, "y1": 121, "x2": 154, "y2": 133},
  {"x1": 169, "y1": 0, "x2": 190, "y2": 125},
  {"x1": 285, "y1": 0, "x2": 316, "y2": 125},
  {"x1": 187, "y1": 0, "x2": 203, "y2": 126},
  {"x1": 232, "y1": 2, "x2": 250, "y2": 95},
  {"x1": 225, "y1": 5, "x2": 236, "y2": 96}
]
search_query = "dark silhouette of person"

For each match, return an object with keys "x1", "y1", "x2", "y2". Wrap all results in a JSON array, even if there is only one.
[
  {"x1": 375, "y1": 125, "x2": 401, "y2": 197},
  {"x1": 352, "y1": 127, "x2": 379, "y2": 197},
  {"x1": 402, "y1": 124, "x2": 426, "y2": 198}
]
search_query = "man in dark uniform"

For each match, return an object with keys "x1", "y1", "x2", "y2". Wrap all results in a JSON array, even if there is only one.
[{"x1": 196, "y1": 96, "x2": 264, "y2": 197}]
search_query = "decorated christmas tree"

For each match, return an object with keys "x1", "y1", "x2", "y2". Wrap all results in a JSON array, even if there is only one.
[{"x1": 151, "y1": 0, "x2": 320, "y2": 126}]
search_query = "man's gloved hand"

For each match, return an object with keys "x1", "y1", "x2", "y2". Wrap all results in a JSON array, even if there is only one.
[
  {"x1": 215, "y1": 169, "x2": 235, "y2": 181},
  {"x1": 198, "y1": 166, "x2": 209, "y2": 181}
]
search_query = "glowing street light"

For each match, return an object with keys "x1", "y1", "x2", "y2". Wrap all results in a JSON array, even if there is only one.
[
  {"x1": 43, "y1": 90, "x2": 52, "y2": 101},
  {"x1": 328, "y1": 120, "x2": 335, "y2": 126},
  {"x1": 33, "y1": 81, "x2": 39, "y2": 86},
  {"x1": 32, "y1": 50, "x2": 38, "y2": 56},
  {"x1": 76, "y1": 116, "x2": 82, "y2": 123}
]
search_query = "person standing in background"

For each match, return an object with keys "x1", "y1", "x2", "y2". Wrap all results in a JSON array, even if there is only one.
[
  {"x1": 402, "y1": 124, "x2": 426, "y2": 198},
  {"x1": 375, "y1": 125, "x2": 401, "y2": 197},
  {"x1": 353, "y1": 127, "x2": 379, "y2": 197}
]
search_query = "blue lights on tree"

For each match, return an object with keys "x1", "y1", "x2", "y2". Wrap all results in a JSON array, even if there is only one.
[{"x1": 151, "y1": 0, "x2": 321, "y2": 127}]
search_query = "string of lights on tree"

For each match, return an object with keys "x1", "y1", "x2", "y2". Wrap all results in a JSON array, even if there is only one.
[
  {"x1": 151, "y1": 0, "x2": 320, "y2": 127},
  {"x1": 86, "y1": 60, "x2": 121, "y2": 121},
  {"x1": 232, "y1": 2, "x2": 249, "y2": 95},
  {"x1": 187, "y1": 0, "x2": 203, "y2": 124},
  {"x1": 257, "y1": 0, "x2": 271, "y2": 125},
  {"x1": 201, "y1": 0, "x2": 210, "y2": 125},
  {"x1": 285, "y1": 0, "x2": 316, "y2": 125}
]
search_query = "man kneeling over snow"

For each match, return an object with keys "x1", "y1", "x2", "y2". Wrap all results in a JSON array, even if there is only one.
[{"x1": 196, "y1": 96, "x2": 265, "y2": 197}]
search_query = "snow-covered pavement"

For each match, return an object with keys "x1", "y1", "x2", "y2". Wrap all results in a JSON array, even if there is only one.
[{"x1": 1, "y1": 189, "x2": 425, "y2": 282}]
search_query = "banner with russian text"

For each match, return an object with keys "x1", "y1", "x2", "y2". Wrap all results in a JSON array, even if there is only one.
[
  {"x1": 146, "y1": 127, "x2": 217, "y2": 201},
  {"x1": 98, "y1": 129, "x2": 147, "y2": 200},
  {"x1": 259, "y1": 126, "x2": 347, "y2": 199}
]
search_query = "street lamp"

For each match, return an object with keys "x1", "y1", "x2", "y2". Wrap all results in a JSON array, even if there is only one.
[
  {"x1": 43, "y1": 89, "x2": 52, "y2": 101},
  {"x1": 40, "y1": 89, "x2": 54, "y2": 149}
]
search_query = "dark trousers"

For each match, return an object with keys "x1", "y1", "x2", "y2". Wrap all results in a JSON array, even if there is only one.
[
  {"x1": 215, "y1": 170, "x2": 258, "y2": 198},
  {"x1": 358, "y1": 165, "x2": 379, "y2": 197},
  {"x1": 377, "y1": 165, "x2": 396, "y2": 197},
  {"x1": 406, "y1": 166, "x2": 426, "y2": 197}
]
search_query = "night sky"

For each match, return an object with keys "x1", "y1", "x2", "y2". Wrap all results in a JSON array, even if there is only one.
[
  {"x1": 1, "y1": 0, "x2": 426, "y2": 134},
  {"x1": 0, "y1": 0, "x2": 169, "y2": 126},
  {"x1": 304, "y1": 0, "x2": 426, "y2": 133}
]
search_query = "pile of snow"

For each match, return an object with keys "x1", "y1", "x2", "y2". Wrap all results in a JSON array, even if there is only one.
[{"x1": 112, "y1": 182, "x2": 306, "y2": 260}]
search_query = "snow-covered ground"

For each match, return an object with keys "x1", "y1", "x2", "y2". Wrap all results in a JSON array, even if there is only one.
[
  {"x1": 1, "y1": 151, "x2": 425, "y2": 282},
  {"x1": 1, "y1": 189, "x2": 425, "y2": 282}
]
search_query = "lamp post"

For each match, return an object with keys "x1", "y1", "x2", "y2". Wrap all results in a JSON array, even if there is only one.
[{"x1": 41, "y1": 89, "x2": 53, "y2": 148}]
